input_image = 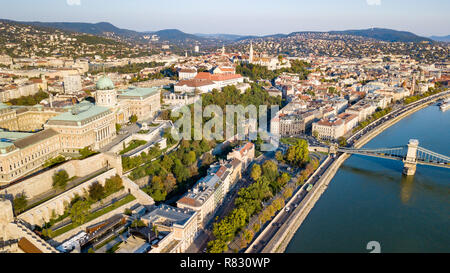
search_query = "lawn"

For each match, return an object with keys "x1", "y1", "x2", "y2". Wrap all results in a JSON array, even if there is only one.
[
  {"x1": 120, "y1": 140, "x2": 147, "y2": 155},
  {"x1": 50, "y1": 195, "x2": 136, "y2": 238},
  {"x1": 280, "y1": 137, "x2": 304, "y2": 146}
]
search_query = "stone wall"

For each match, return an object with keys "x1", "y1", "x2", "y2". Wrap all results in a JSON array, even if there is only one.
[
  {"x1": 17, "y1": 168, "x2": 117, "y2": 227},
  {"x1": 50, "y1": 199, "x2": 139, "y2": 245},
  {"x1": 0, "y1": 153, "x2": 122, "y2": 200}
]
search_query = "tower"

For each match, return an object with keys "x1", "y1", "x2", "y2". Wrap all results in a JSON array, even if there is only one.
[
  {"x1": 403, "y1": 139, "x2": 419, "y2": 176},
  {"x1": 95, "y1": 75, "x2": 117, "y2": 107},
  {"x1": 249, "y1": 42, "x2": 254, "y2": 63},
  {"x1": 222, "y1": 45, "x2": 225, "y2": 55}
]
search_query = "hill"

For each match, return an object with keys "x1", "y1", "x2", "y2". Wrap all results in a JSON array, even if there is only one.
[
  {"x1": 24, "y1": 21, "x2": 141, "y2": 38},
  {"x1": 430, "y1": 35, "x2": 450, "y2": 42},
  {"x1": 146, "y1": 29, "x2": 206, "y2": 42},
  {"x1": 328, "y1": 28, "x2": 432, "y2": 43}
]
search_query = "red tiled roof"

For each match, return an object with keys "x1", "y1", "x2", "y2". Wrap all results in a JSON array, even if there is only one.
[
  {"x1": 178, "y1": 196, "x2": 201, "y2": 207},
  {"x1": 195, "y1": 72, "x2": 242, "y2": 82},
  {"x1": 176, "y1": 79, "x2": 215, "y2": 87}
]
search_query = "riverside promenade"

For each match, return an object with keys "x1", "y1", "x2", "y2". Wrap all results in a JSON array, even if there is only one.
[{"x1": 250, "y1": 90, "x2": 450, "y2": 253}]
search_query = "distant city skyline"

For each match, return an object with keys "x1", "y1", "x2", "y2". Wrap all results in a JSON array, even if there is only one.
[{"x1": 0, "y1": 0, "x2": 449, "y2": 36}]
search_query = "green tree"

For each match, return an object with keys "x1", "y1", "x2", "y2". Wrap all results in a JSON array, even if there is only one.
[
  {"x1": 338, "y1": 137, "x2": 347, "y2": 147},
  {"x1": 262, "y1": 160, "x2": 278, "y2": 181},
  {"x1": 161, "y1": 155, "x2": 174, "y2": 171},
  {"x1": 312, "y1": 130, "x2": 319, "y2": 139},
  {"x1": 275, "y1": 151, "x2": 284, "y2": 162},
  {"x1": 104, "y1": 175, "x2": 123, "y2": 195},
  {"x1": 251, "y1": 164, "x2": 262, "y2": 181},
  {"x1": 79, "y1": 146, "x2": 96, "y2": 159},
  {"x1": 115, "y1": 123, "x2": 122, "y2": 133},
  {"x1": 283, "y1": 187, "x2": 294, "y2": 200},
  {"x1": 272, "y1": 197, "x2": 285, "y2": 211},
  {"x1": 13, "y1": 192, "x2": 28, "y2": 213},
  {"x1": 52, "y1": 170, "x2": 69, "y2": 190},
  {"x1": 70, "y1": 200, "x2": 90, "y2": 225},
  {"x1": 207, "y1": 239, "x2": 228, "y2": 253},
  {"x1": 88, "y1": 181, "x2": 105, "y2": 201},
  {"x1": 129, "y1": 114, "x2": 138, "y2": 123},
  {"x1": 183, "y1": 151, "x2": 197, "y2": 165}
]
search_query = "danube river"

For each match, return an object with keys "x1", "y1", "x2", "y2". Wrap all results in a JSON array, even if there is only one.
[{"x1": 285, "y1": 104, "x2": 450, "y2": 253}]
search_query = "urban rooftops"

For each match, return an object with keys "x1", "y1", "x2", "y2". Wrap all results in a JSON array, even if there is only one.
[
  {"x1": 118, "y1": 86, "x2": 160, "y2": 100},
  {"x1": 46, "y1": 101, "x2": 112, "y2": 126}
]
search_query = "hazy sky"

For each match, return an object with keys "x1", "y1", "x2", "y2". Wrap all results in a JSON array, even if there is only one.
[{"x1": 0, "y1": 0, "x2": 449, "y2": 36}]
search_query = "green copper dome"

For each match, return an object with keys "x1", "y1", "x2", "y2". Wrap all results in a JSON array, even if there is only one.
[{"x1": 96, "y1": 76, "x2": 115, "y2": 90}]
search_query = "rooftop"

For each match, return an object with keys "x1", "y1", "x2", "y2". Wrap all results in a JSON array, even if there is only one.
[
  {"x1": 47, "y1": 101, "x2": 111, "y2": 126},
  {"x1": 118, "y1": 86, "x2": 160, "y2": 99},
  {"x1": 142, "y1": 204, "x2": 196, "y2": 228}
]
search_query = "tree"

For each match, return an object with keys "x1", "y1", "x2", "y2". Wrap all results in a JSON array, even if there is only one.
[
  {"x1": 286, "y1": 139, "x2": 309, "y2": 167},
  {"x1": 52, "y1": 170, "x2": 69, "y2": 190},
  {"x1": 115, "y1": 123, "x2": 122, "y2": 133},
  {"x1": 202, "y1": 153, "x2": 215, "y2": 166},
  {"x1": 272, "y1": 197, "x2": 285, "y2": 211},
  {"x1": 294, "y1": 139, "x2": 309, "y2": 165},
  {"x1": 13, "y1": 192, "x2": 28, "y2": 213},
  {"x1": 173, "y1": 159, "x2": 190, "y2": 183},
  {"x1": 183, "y1": 151, "x2": 197, "y2": 165},
  {"x1": 129, "y1": 114, "x2": 138, "y2": 124},
  {"x1": 79, "y1": 146, "x2": 96, "y2": 159},
  {"x1": 283, "y1": 187, "x2": 294, "y2": 200},
  {"x1": 207, "y1": 239, "x2": 228, "y2": 253},
  {"x1": 275, "y1": 151, "x2": 284, "y2": 162},
  {"x1": 104, "y1": 175, "x2": 123, "y2": 195},
  {"x1": 338, "y1": 137, "x2": 347, "y2": 147},
  {"x1": 278, "y1": 172, "x2": 291, "y2": 187},
  {"x1": 251, "y1": 164, "x2": 262, "y2": 181},
  {"x1": 160, "y1": 155, "x2": 174, "y2": 171},
  {"x1": 262, "y1": 160, "x2": 278, "y2": 181},
  {"x1": 163, "y1": 173, "x2": 177, "y2": 193},
  {"x1": 70, "y1": 200, "x2": 90, "y2": 225},
  {"x1": 242, "y1": 228, "x2": 254, "y2": 247},
  {"x1": 312, "y1": 130, "x2": 319, "y2": 139},
  {"x1": 88, "y1": 181, "x2": 105, "y2": 201}
]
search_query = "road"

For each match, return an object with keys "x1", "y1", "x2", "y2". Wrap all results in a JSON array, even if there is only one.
[
  {"x1": 247, "y1": 156, "x2": 334, "y2": 253},
  {"x1": 186, "y1": 151, "x2": 277, "y2": 253},
  {"x1": 246, "y1": 90, "x2": 450, "y2": 253}
]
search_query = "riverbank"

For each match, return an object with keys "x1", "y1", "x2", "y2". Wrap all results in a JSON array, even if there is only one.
[{"x1": 261, "y1": 90, "x2": 450, "y2": 253}]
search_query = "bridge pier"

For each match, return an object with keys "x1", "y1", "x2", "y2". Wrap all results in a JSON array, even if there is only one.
[
  {"x1": 402, "y1": 139, "x2": 419, "y2": 176},
  {"x1": 403, "y1": 162, "x2": 417, "y2": 176}
]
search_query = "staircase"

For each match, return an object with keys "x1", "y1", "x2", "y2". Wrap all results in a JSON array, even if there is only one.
[{"x1": 14, "y1": 220, "x2": 59, "y2": 253}]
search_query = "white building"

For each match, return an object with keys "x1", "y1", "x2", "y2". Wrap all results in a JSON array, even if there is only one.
[{"x1": 63, "y1": 75, "x2": 82, "y2": 94}]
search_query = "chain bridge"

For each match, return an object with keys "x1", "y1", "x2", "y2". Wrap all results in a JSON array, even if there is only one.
[{"x1": 335, "y1": 139, "x2": 450, "y2": 175}]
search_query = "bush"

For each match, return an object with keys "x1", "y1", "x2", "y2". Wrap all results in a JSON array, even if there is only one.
[
  {"x1": 104, "y1": 175, "x2": 123, "y2": 196},
  {"x1": 52, "y1": 170, "x2": 69, "y2": 190},
  {"x1": 13, "y1": 192, "x2": 28, "y2": 213},
  {"x1": 88, "y1": 181, "x2": 105, "y2": 202}
]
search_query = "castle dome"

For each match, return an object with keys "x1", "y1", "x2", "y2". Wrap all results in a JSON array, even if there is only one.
[{"x1": 96, "y1": 76, "x2": 115, "y2": 90}]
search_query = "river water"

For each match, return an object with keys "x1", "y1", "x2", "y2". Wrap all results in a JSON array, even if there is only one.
[{"x1": 285, "y1": 104, "x2": 450, "y2": 253}]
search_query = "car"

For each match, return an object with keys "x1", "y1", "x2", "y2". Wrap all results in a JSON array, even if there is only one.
[{"x1": 285, "y1": 207, "x2": 290, "y2": 212}]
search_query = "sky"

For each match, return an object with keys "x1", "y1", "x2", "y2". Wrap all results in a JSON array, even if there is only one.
[{"x1": 0, "y1": 0, "x2": 449, "y2": 36}]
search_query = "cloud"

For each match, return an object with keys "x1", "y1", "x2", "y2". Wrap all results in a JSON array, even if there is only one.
[
  {"x1": 366, "y1": 0, "x2": 381, "y2": 5},
  {"x1": 67, "y1": 0, "x2": 81, "y2": 6}
]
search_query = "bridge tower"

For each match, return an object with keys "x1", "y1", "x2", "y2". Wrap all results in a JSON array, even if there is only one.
[{"x1": 403, "y1": 139, "x2": 419, "y2": 176}]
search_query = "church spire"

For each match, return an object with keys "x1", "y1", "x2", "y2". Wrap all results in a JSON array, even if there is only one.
[{"x1": 249, "y1": 42, "x2": 254, "y2": 63}]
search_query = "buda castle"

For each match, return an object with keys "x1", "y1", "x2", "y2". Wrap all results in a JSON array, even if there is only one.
[{"x1": 0, "y1": 76, "x2": 161, "y2": 184}]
